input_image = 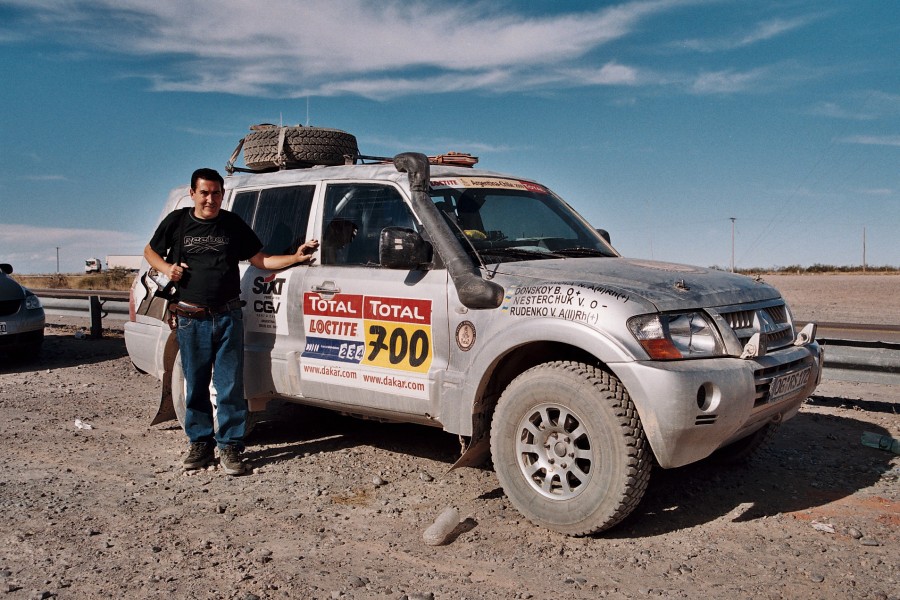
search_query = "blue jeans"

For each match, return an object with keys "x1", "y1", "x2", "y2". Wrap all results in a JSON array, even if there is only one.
[{"x1": 176, "y1": 308, "x2": 247, "y2": 450}]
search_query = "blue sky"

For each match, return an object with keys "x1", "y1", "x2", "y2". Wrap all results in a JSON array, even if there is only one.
[{"x1": 1, "y1": 0, "x2": 897, "y2": 274}]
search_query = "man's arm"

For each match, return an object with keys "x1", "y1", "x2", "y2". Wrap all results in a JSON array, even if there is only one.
[
  {"x1": 144, "y1": 244, "x2": 188, "y2": 282},
  {"x1": 248, "y1": 239, "x2": 320, "y2": 271}
]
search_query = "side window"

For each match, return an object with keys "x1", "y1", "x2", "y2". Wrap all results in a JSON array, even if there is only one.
[
  {"x1": 233, "y1": 186, "x2": 315, "y2": 255},
  {"x1": 321, "y1": 183, "x2": 417, "y2": 266},
  {"x1": 231, "y1": 191, "x2": 258, "y2": 226}
]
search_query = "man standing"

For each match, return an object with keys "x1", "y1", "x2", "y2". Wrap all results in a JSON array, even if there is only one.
[{"x1": 144, "y1": 168, "x2": 318, "y2": 475}]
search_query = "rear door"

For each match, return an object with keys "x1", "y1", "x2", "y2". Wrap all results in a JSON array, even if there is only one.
[
  {"x1": 233, "y1": 184, "x2": 316, "y2": 400},
  {"x1": 298, "y1": 182, "x2": 450, "y2": 421}
]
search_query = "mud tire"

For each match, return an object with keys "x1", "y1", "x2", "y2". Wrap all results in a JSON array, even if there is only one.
[
  {"x1": 490, "y1": 361, "x2": 652, "y2": 536},
  {"x1": 242, "y1": 125, "x2": 358, "y2": 170}
]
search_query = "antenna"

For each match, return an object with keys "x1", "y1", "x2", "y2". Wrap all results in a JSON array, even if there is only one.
[{"x1": 306, "y1": 97, "x2": 310, "y2": 126}]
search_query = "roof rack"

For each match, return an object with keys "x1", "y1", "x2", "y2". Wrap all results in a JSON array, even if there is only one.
[{"x1": 347, "y1": 152, "x2": 479, "y2": 168}]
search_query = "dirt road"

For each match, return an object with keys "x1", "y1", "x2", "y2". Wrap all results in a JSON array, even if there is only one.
[{"x1": 1, "y1": 275, "x2": 898, "y2": 599}]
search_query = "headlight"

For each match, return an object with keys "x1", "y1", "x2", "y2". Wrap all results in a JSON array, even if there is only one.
[
  {"x1": 628, "y1": 312, "x2": 725, "y2": 359},
  {"x1": 24, "y1": 294, "x2": 42, "y2": 310}
]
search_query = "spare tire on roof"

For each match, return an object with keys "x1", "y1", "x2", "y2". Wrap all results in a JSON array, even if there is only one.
[{"x1": 241, "y1": 124, "x2": 359, "y2": 170}]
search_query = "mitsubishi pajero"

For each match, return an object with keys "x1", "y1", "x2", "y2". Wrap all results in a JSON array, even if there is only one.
[{"x1": 125, "y1": 126, "x2": 823, "y2": 535}]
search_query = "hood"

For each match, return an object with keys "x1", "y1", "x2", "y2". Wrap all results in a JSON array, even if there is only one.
[
  {"x1": 491, "y1": 257, "x2": 780, "y2": 312},
  {"x1": 0, "y1": 273, "x2": 27, "y2": 301}
]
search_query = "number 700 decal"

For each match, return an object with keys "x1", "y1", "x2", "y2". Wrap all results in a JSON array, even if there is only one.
[{"x1": 364, "y1": 322, "x2": 432, "y2": 373}]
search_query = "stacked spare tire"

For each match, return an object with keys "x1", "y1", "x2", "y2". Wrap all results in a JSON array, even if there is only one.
[{"x1": 240, "y1": 124, "x2": 359, "y2": 170}]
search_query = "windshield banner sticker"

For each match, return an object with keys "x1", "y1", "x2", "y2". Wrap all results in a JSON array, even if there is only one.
[
  {"x1": 302, "y1": 292, "x2": 433, "y2": 397},
  {"x1": 500, "y1": 284, "x2": 631, "y2": 325},
  {"x1": 430, "y1": 177, "x2": 546, "y2": 193}
]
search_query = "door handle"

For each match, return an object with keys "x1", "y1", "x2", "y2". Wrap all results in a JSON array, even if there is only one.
[{"x1": 311, "y1": 281, "x2": 340, "y2": 295}]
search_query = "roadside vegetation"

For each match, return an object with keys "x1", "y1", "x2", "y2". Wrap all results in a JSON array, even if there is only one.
[
  {"x1": 14, "y1": 268, "x2": 136, "y2": 291},
  {"x1": 716, "y1": 264, "x2": 899, "y2": 275}
]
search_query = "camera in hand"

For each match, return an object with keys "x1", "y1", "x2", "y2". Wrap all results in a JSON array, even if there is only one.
[{"x1": 149, "y1": 268, "x2": 178, "y2": 301}]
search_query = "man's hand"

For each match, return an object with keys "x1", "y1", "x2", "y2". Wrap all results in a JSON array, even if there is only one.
[
  {"x1": 168, "y1": 262, "x2": 189, "y2": 282},
  {"x1": 296, "y1": 239, "x2": 320, "y2": 264}
]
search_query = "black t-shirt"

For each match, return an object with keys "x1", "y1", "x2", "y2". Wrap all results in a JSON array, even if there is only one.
[{"x1": 149, "y1": 207, "x2": 262, "y2": 306}]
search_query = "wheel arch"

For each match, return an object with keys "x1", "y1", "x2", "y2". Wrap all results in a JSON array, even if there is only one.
[{"x1": 450, "y1": 319, "x2": 636, "y2": 469}]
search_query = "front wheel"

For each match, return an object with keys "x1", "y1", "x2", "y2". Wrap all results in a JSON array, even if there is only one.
[{"x1": 490, "y1": 361, "x2": 651, "y2": 536}]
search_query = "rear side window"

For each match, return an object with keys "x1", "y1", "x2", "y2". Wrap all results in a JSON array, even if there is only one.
[{"x1": 232, "y1": 186, "x2": 315, "y2": 255}]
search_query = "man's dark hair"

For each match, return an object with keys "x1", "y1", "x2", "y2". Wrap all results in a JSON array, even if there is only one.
[{"x1": 191, "y1": 168, "x2": 225, "y2": 191}]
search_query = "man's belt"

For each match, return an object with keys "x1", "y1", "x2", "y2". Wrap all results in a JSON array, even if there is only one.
[{"x1": 170, "y1": 298, "x2": 245, "y2": 319}]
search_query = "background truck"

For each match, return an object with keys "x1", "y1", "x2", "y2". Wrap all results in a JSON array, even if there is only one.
[
  {"x1": 84, "y1": 258, "x2": 102, "y2": 273},
  {"x1": 106, "y1": 255, "x2": 143, "y2": 272}
]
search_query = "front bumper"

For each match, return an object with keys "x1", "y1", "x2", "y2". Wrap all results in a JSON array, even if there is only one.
[
  {"x1": 613, "y1": 341, "x2": 823, "y2": 468},
  {"x1": 0, "y1": 310, "x2": 45, "y2": 351}
]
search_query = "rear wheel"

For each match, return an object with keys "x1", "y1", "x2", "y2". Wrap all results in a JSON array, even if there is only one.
[{"x1": 490, "y1": 361, "x2": 651, "y2": 536}]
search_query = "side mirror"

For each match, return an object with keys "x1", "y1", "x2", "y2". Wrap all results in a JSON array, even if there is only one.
[
  {"x1": 380, "y1": 227, "x2": 432, "y2": 269},
  {"x1": 0, "y1": 263, "x2": 12, "y2": 275},
  {"x1": 596, "y1": 228, "x2": 611, "y2": 244}
]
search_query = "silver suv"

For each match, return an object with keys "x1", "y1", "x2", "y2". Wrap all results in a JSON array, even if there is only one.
[{"x1": 125, "y1": 137, "x2": 823, "y2": 535}]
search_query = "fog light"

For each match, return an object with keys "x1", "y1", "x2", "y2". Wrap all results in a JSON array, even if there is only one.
[{"x1": 696, "y1": 383, "x2": 717, "y2": 411}]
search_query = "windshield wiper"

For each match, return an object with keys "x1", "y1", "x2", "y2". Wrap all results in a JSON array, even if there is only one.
[
  {"x1": 479, "y1": 247, "x2": 564, "y2": 260},
  {"x1": 553, "y1": 247, "x2": 610, "y2": 257}
]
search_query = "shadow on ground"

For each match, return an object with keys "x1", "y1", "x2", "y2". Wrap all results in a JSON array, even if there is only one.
[
  {"x1": 243, "y1": 396, "x2": 895, "y2": 538},
  {"x1": 245, "y1": 400, "x2": 462, "y2": 467},
  {"x1": 0, "y1": 326, "x2": 128, "y2": 374},
  {"x1": 610, "y1": 405, "x2": 895, "y2": 537}
]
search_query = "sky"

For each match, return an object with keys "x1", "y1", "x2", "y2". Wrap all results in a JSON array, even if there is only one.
[{"x1": 0, "y1": 0, "x2": 897, "y2": 274}]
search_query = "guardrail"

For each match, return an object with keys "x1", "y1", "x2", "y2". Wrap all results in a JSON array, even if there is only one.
[
  {"x1": 36, "y1": 289, "x2": 129, "y2": 337},
  {"x1": 33, "y1": 289, "x2": 900, "y2": 383}
]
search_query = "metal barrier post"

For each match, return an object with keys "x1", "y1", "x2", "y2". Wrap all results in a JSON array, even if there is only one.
[{"x1": 89, "y1": 295, "x2": 103, "y2": 338}]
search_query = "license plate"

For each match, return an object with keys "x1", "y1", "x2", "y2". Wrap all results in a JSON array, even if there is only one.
[
  {"x1": 0, "y1": 322, "x2": 6, "y2": 334},
  {"x1": 768, "y1": 366, "x2": 811, "y2": 403}
]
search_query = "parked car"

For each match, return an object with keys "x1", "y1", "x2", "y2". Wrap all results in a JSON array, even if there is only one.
[
  {"x1": 0, "y1": 263, "x2": 45, "y2": 361},
  {"x1": 125, "y1": 125, "x2": 823, "y2": 535}
]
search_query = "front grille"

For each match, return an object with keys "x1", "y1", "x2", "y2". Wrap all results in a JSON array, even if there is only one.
[
  {"x1": 718, "y1": 300, "x2": 794, "y2": 352},
  {"x1": 0, "y1": 299, "x2": 21, "y2": 317}
]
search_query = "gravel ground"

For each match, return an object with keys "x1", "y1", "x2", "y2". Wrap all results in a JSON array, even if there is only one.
[{"x1": 0, "y1": 275, "x2": 897, "y2": 599}]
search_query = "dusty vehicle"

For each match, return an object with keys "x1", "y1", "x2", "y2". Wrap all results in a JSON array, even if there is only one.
[
  {"x1": 125, "y1": 126, "x2": 823, "y2": 535},
  {"x1": 0, "y1": 263, "x2": 45, "y2": 361}
]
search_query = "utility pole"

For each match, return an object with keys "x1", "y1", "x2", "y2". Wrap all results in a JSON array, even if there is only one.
[
  {"x1": 863, "y1": 227, "x2": 867, "y2": 272},
  {"x1": 729, "y1": 218, "x2": 736, "y2": 272},
  {"x1": 56, "y1": 247, "x2": 60, "y2": 274}
]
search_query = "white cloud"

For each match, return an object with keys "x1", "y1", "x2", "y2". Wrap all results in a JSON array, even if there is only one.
[
  {"x1": 679, "y1": 15, "x2": 817, "y2": 52},
  {"x1": 690, "y1": 67, "x2": 769, "y2": 94},
  {"x1": 809, "y1": 91, "x2": 900, "y2": 121},
  {"x1": 0, "y1": 0, "x2": 685, "y2": 98},
  {"x1": 839, "y1": 135, "x2": 900, "y2": 147},
  {"x1": 22, "y1": 174, "x2": 69, "y2": 182}
]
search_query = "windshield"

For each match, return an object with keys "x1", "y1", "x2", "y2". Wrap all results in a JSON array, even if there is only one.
[{"x1": 429, "y1": 177, "x2": 617, "y2": 264}]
